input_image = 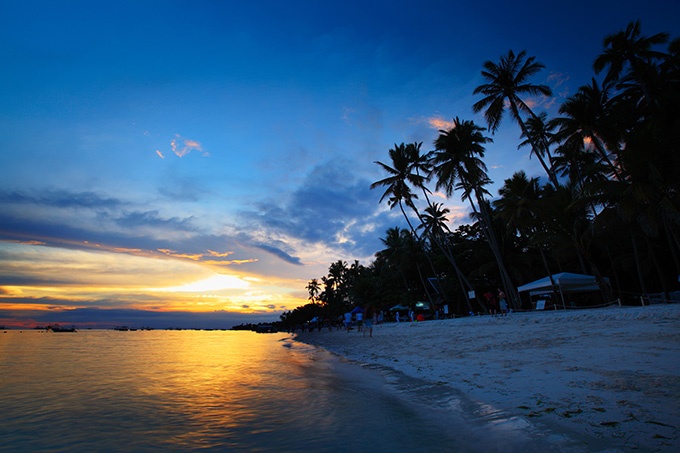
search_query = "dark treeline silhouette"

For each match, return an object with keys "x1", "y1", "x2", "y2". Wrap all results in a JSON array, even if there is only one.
[{"x1": 280, "y1": 21, "x2": 680, "y2": 331}]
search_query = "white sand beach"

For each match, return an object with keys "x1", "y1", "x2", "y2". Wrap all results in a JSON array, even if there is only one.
[{"x1": 296, "y1": 304, "x2": 680, "y2": 451}]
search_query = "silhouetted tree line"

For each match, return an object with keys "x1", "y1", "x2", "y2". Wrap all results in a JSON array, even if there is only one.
[{"x1": 281, "y1": 21, "x2": 680, "y2": 330}]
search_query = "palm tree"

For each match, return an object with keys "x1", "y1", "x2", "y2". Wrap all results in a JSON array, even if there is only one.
[
  {"x1": 430, "y1": 117, "x2": 519, "y2": 309},
  {"x1": 371, "y1": 143, "x2": 426, "y2": 234},
  {"x1": 518, "y1": 112, "x2": 556, "y2": 168},
  {"x1": 593, "y1": 20, "x2": 669, "y2": 87},
  {"x1": 418, "y1": 202, "x2": 475, "y2": 313},
  {"x1": 399, "y1": 142, "x2": 477, "y2": 309},
  {"x1": 375, "y1": 227, "x2": 421, "y2": 303},
  {"x1": 473, "y1": 50, "x2": 558, "y2": 187},
  {"x1": 551, "y1": 78, "x2": 622, "y2": 180},
  {"x1": 419, "y1": 203, "x2": 450, "y2": 239},
  {"x1": 493, "y1": 171, "x2": 564, "y2": 302},
  {"x1": 306, "y1": 278, "x2": 321, "y2": 304}
]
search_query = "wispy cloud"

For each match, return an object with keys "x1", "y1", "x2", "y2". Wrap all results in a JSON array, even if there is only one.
[
  {"x1": 170, "y1": 135, "x2": 208, "y2": 158},
  {"x1": 208, "y1": 250, "x2": 233, "y2": 258},
  {"x1": 0, "y1": 189, "x2": 124, "y2": 210},
  {"x1": 240, "y1": 160, "x2": 384, "y2": 259},
  {"x1": 114, "y1": 210, "x2": 196, "y2": 232},
  {"x1": 252, "y1": 243, "x2": 303, "y2": 266},
  {"x1": 157, "y1": 248, "x2": 204, "y2": 260}
]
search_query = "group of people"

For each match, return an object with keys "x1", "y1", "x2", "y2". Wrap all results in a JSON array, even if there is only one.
[
  {"x1": 394, "y1": 309, "x2": 422, "y2": 323},
  {"x1": 343, "y1": 307, "x2": 380, "y2": 337},
  {"x1": 484, "y1": 288, "x2": 509, "y2": 316},
  {"x1": 338, "y1": 288, "x2": 509, "y2": 337}
]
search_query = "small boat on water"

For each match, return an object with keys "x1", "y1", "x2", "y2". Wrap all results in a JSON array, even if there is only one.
[{"x1": 46, "y1": 324, "x2": 77, "y2": 332}]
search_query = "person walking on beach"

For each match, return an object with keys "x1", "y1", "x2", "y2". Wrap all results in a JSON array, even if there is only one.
[
  {"x1": 408, "y1": 308, "x2": 414, "y2": 322},
  {"x1": 363, "y1": 306, "x2": 375, "y2": 337},
  {"x1": 344, "y1": 312, "x2": 352, "y2": 332},
  {"x1": 356, "y1": 310, "x2": 363, "y2": 333},
  {"x1": 497, "y1": 288, "x2": 508, "y2": 316},
  {"x1": 395, "y1": 311, "x2": 400, "y2": 323},
  {"x1": 484, "y1": 291, "x2": 498, "y2": 316}
]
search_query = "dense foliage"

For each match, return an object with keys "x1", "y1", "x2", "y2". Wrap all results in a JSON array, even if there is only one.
[{"x1": 280, "y1": 21, "x2": 680, "y2": 330}]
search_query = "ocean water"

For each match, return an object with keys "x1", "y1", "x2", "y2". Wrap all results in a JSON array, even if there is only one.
[{"x1": 0, "y1": 329, "x2": 478, "y2": 452}]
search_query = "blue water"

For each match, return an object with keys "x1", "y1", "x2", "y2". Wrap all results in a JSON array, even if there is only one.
[{"x1": 1, "y1": 329, "x2": 477, "y2": 452}]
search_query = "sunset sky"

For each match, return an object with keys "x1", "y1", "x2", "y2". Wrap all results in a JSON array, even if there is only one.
[{"x1": 1, "y1": 0, "x2": 678, "y2": 328}]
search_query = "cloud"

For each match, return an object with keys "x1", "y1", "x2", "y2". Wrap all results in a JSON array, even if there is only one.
[
  {"x1": 253, "y1": 243, "x2": 302, "y2": 265},
  {"x1": 114, "y1": 210, "x2": 197, "y2": 232},
  {"x1": 548, "y1": 71, "x2": 571, "y2": 97},
  {"x1": 240, "y1": 160, "x2": 385, "y2": 259},
  {"x1": 157, "y1": 248, "x2": 204, "y2": 260},
  {"x1": 208, "y1": 250, "x2": 233, "y2": 258},
  {"x1": 0, "y1": 189, "x2": 124, "y2": 210},
  {"x1": 156, "y1": 150, "x2": 165, "y2": 159},
  {"x1": 170, "y1": 135, "x2": 208, "y2": 158},
  {"x1": 427, "y1": 116, "x2": 456, "y2": 130}
]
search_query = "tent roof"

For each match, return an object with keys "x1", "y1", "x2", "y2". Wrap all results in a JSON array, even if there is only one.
[
  {"x1": 517, "y1": 272, "x2": 605, "y2": 294},
  {"x1": 389, "y1": 301, "x2": 431, "y2": 312}
]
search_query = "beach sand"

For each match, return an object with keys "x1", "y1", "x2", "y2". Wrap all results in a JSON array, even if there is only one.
[{"x1": 295, "y1": 304, "x2": 680, "y2": 451}]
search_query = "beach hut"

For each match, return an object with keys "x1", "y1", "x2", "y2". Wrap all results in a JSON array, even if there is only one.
[{"x1": 517, "y1": 272, "x2": 609, "y2": 309}]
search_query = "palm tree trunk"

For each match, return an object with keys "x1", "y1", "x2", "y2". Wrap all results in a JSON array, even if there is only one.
[
  {"x1": 631, "y1": 233, "x2": 648, "y2": 303},
  {"x1": 539, "y1": 247, "x2": 560, "y2": 305},
  {"x1": 399, "y1": 201, "x2": 445, "y2": 305},
  {"x1": 420, "y1": 194, "x2": 475, "y2": 311},
  {"x1": 663, "y1": 220, "x2": 680, "y2": 277},
  {"x1": 467, "y1": 193, "x2": 519, "y2": 310}
]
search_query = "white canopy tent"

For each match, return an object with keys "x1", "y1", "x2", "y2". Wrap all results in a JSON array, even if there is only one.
[{"x1": 517, "y1": 272, "x2": 609, "y2": 308}]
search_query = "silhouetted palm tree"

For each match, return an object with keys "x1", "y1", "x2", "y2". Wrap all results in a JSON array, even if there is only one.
[
  {"x1": 552, "y1": 78, "x2": 621, "y2": 180},
  {"x1": 306, "y1": 278, "x2": 321, "y2": 304},
  {"x1": 473, "y1": 50, "x2": 558, "y2": 187},
  {"x1": 431, "y1": 117, "x2": 519, "y2": 308},
  {"x1": 371, "y1": 143, "x2": 425, "y2": 234},
  {"x1": 593, "y1": 20, "x2": 669, "y2": 86}
]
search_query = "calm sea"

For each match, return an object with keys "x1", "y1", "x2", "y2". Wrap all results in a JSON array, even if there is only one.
[{"x1": 1, "y1": 329, "x2": 478, "y2": 452}]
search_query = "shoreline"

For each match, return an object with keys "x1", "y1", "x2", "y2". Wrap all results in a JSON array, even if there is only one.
[{"x1": 295, "y1": 304, "x2": 680, "y2": 451}]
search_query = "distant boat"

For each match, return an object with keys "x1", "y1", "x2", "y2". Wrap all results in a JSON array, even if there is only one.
[{"x1": 47, "y1": 324, "x2": 77, "y2": 332}]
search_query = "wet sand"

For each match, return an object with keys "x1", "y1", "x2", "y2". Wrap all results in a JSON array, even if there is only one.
[{"x1": 295, "y1": 305, "x2": 680, "y2": 451}]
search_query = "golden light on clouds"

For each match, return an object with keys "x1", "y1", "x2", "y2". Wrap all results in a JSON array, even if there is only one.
[
  {"x1": 161, "y1": 274, "x2": 250, "y2": 293},
  {"x1": 0, "y1": 241, "x2": 305, "y2": 316},
  {"x1": 428, "y1": 117, "x2": 456, "y2": 130}
]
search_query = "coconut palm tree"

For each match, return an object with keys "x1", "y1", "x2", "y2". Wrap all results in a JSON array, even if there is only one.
[
  {"x1": 430, "y1": 117, "x2": 519, "y2": 309},
  {"x1": 493, "y1": 171, "x2": 564, "y2": 299},
  {"x1": 306, "y1": 278, "x2": 321, "y2": 304},
  {"x1": 593, "y1": 20, "x2": 669, "y2": 87},
  {"x1": 399, "y1": 142, "x2": 476, "y2": 308},
  {"x1": 418, "y1": 202, "x2": 475, "y2": 313},
  {"x1": 419, "y1": 203, "x2": 451, "y2": 239},
  {"x1": 518, "y1": 112, "x2": 556, "y2": 168},
  {"x1": 371, "y1": 143, "x2": 426, "y2": 234},
  {"x1": 375, "y1": 227, "x2": 423, "y2": 303},
  {"x1": 473, "y1": 50, "x2": 558, "y2": 187},
  {"x1": 551, "y1": 78, "x2": 622, "y2": 181}
]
